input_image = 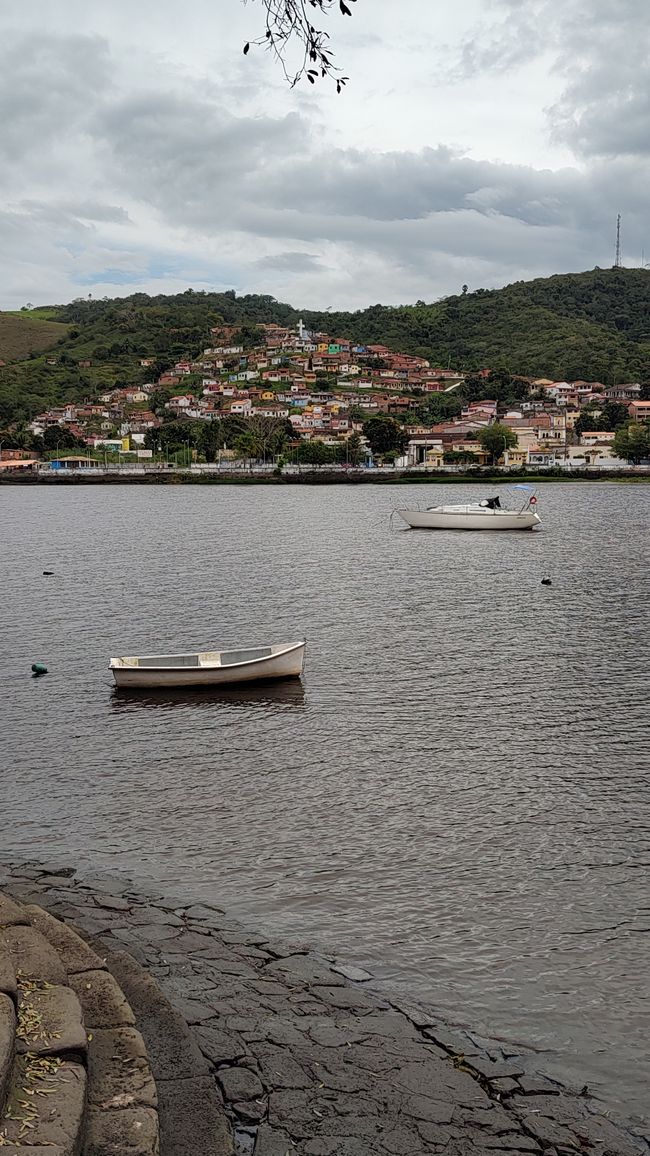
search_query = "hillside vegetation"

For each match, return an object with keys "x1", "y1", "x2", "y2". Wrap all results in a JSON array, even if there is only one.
[
  {"x1": 2, "y1": 268, "x2": 650, "y2": 424},
  {"x1": 0, "y1": 312, "x2": 70, "y2": 363}
]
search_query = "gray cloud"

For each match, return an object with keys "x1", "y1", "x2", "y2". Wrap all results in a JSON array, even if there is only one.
[
  {"x1": 256, "y1": 252, "x2": 324, "y2": 272},
  {"x1": 0, "y1": 33, "x2": 111, "y2": 167},
  {"x1": 0, "y1": 13, "x2": 649, "y2": 310},
  {"x1": 457, "y1": 0, "x2": 650, "y2": 159}
]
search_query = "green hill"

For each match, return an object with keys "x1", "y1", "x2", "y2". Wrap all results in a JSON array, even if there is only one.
[
  {"x1": 301, "y1": 268, "x2": 650, "y2": 382},
  {"x1": 2, "y1": 269, "x2": 650, "y2": 425}
]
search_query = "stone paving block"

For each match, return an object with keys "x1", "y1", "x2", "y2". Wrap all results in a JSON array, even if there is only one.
[
  {"x1": 24, "y1": 903, "x2": 106, "y2": 975},
  {"x1": 406, "y1": 1095, "x2": 455, "y2": 1124},
  {"x1": 422, "y1": 1025, "x2": 484, "y2": 1056},
  {"x1": 2, "y1": 1057, "x2": 86, "y2": 1153},
  {"x1": 218, "y1": 1065, "x2": 265, "y2": 1102},
  {"x1": 469, "y1": 1057, "x2": 525, "y2": 1079},
  {"x1": 194, "y1": 1023, "x2": 248, "y2": 1065},
  {"x1": 266, "y1": 956, "x2": 345, "y2": 987},
  {"x1": 329, "y1": 962, "x2": 373, "y2": 983},
  {"x1": 253, "y1": 1045, "x2": 312, "y2": 1091},
  {"x1": 0, "y1": 924, "x2": 67, "y2": 984},
  {"x1": 107, "y1": 949, "x2": 209, "y2": 1080},
  {"x1": 158, "y1": 972, "x2": 216, "y2": 1000},
  {"x1": 220, "y1": 930, "x2": 269, "y2": 947},
  {"x1": 157, "y1": 1074, "x2": 233, "y2": 1156},
  {"x1": 261, "y1": 940, "x2": 310, "y2": 959},
  {"x1": 112, "y1": 923, "x2": 180, "y2": 948},
  {"x1": 490, "y1": 1076, "x2": 521, "y2": 1094},
  {"x1": 166, "y1": 995, "x2": 219, "y2": 1024},
  {"x1": 83, "y1": 1104, "x2": 159, "y2": 1156},
  {"x1": 264, "y1": 1018, "x2": 308, "y2": 1048},
  {"x1": 512, "y1": 1113, "x2": 580, "y2": 1150},
  {"x1": 517, "y1": 1074, "x2": 562, "y2": 1095},
  {"x1": 93, "y1": 894, "x2": 133, "y2": 912},
  {"x1": 254, "y1": 1124, "x2": 297, "y2": 1155},
  {"x1": 69, "y1": 968, "x2": 136, "y2": 1028},
  {"x1": 392, "y1": 1058, "x2": 487, "y2": 1108},
  {"x1": 382, "y1": 1123, "x2": 424, "y2": 1154},
  {"x1": 355, "y1": 1012, "x2": 418, "y2": 1040},
  {"x1": 487, "y1": 1136, "x2": 541, "y2": 1151},
  {"x1": 180, "y1": 903, "x2": 227, "y2": 921},
  {"x1": 16, "y1": 983, "x2": 87, "y2": 1058},
  {"x1": 0, "y1": 992, "x2": 16, "y2": 1104},
  {"x1": 128, "y1": 906, "x2": 184, "y2": 928},
  {"x1": 0, "y1": 893, "x2": 28, "y2": 928},
  {"x1": 37, "y1": 874, "x2": 78, "y2": 888},
  {"x1": 309, "y1": 986, "x2": 376, "y2": 1012},
  {"x1": 87, "y1": 1027, "x2": 157, "y2": 1109},
  {"x1": 234, "y1": 1098, "x2": 267, "y2": 1123},
  {"x1": 172, "y1": 930, "x2": 239, "y2": 955}
]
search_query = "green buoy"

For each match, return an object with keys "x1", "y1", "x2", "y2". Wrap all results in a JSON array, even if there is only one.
[{"x1": 31, "y1": 663, "x2": 48, "y2": 676}]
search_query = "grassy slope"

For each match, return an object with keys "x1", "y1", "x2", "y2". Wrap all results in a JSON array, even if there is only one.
[{"x1": 0, "y1": 312, "x2": 70, "y2": 362}]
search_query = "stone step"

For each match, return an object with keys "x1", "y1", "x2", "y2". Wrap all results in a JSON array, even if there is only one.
[
  {"x1": 107, "y1": 946, "x2": 233, "y2": 1156},
  {"x1": 0, "y1": 992, "x2": 16, "y2": 1119},
  {"x1": 0, "y1": 1052, "x2": 86, "y2": 1154},
  {"x1": 24, "y1": 904, "x2": 107, "y2": 975},
  {"x1": 0, "y1": 924, "x2": 67, "y2": 985},
  {"x1": 0, "y1": 892, "x2": 161, "y2": 1156},
  {"x1": 0, "y1": 915, "x2": 18, "y2": 1118},
  {"x1": 15, "y1": 981, "x2": 87, "y2": 1059}
]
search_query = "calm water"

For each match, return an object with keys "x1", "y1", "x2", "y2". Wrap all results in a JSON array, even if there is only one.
[{"x1": 1, "y1": 483, "x2": 648, "y2": 1126}]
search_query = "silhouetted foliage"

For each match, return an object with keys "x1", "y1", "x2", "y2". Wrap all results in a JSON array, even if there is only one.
[{"x1": 244, "y1": 0, "x2": 354, "y2": 90}]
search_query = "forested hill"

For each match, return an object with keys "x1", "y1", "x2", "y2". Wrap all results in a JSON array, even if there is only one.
[
  {"x1": 2, "y1": 269, "x2": 650, "y2": 423},
  {"x1": 302, "y1": 268, "x2": 650, "y2": 383}
]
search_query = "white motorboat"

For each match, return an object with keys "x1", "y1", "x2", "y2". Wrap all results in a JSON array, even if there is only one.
[
  {"x1": 110, "y1": 640, "x2": 306, "y2": 689},
  {"x1": 396, "y1": 486, "x2": 541, "y2": 531}
]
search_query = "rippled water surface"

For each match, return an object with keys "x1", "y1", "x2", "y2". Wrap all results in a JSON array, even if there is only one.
[{"x1": 1, "y1": 483, "x2": 648, "y2": 1123}]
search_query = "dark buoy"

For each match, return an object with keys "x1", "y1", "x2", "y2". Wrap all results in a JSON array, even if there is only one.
[
  {"x1": 43, "y1": 570, "x2": 54, "y2": 576},
  {"x1": 31, "y1": 663, "x2": 48, "y2": 676},
  {"x1": 541, "y1": 578, "x2": 552, "y2": 586}
]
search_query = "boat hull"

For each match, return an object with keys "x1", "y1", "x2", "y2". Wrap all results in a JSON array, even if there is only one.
[
  {"x1": 110, "y1": 642, "x2": 305, "y2": 689},
  {"x1": 398, "y1": 509, "x2": 541, "y2": 530}
]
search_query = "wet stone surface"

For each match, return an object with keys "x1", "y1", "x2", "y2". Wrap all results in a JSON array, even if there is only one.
[{"x1": 1, "y1": 859, "x2": 647, "y2": 1156}]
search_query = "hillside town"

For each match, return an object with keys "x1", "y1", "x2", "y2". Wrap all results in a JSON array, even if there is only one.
[{"x1": 2, "y1": 320, "x2": 650, "y2": 472}]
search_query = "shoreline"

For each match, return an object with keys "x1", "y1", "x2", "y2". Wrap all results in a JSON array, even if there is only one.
[
  {"x1": 1, "y1": 859, "x2": 647, "y2": 1155},
  {"x1": 1, "y1": 468, "x2": 649, "y2": 486}
]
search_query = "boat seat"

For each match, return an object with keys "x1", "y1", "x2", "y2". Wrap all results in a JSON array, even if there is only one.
[
  {"x1": 138, "y1": 654, "x2": 200, "y2": 667},
  {"x1": 220, "y1": 647, "x2": 272, "y2": 666}
]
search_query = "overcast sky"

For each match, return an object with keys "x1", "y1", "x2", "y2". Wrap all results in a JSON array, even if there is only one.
[{"x1": 1, "y1": 0, "x2": 648, "y2": 310}]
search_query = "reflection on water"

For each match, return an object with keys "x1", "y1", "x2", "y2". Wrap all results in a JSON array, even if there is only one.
[
  {"x1": 1, "y1": 482, "x2": 648, "y2": 1128},
  {"x1": 110, "y1": 678, "x2": 306, "y2": 712}
]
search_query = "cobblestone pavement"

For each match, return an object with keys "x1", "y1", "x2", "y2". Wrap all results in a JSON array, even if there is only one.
[{"x1": 1, "y1": 860, "x2": 646, "y2": 1156}]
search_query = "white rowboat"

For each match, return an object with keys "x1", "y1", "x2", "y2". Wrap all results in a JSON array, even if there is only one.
[{"x1": 110, "y1": 640, "x2": 306, "y2": 689}]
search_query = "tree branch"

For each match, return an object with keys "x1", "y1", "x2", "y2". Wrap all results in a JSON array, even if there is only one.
[{"x1": 242, "y1": 0, "x2": 355, "y2": 90}]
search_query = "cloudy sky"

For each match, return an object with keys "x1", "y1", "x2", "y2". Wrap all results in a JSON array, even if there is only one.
[{"x1": 1, "y1": 0, "x2": 648, "y2": 309}]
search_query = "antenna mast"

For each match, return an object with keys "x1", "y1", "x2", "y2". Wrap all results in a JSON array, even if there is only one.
[{"x1": 615, "y1": 213, "x2": 622, "y2": 268}]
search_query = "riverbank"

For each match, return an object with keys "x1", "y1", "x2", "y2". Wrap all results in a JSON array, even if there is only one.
[
  {"x1": 1, "y1": 467, "x2": 650, "y2": 485},
  {"x1": 1, "y1": 860, "x2": 646, "y2": 1156}
]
